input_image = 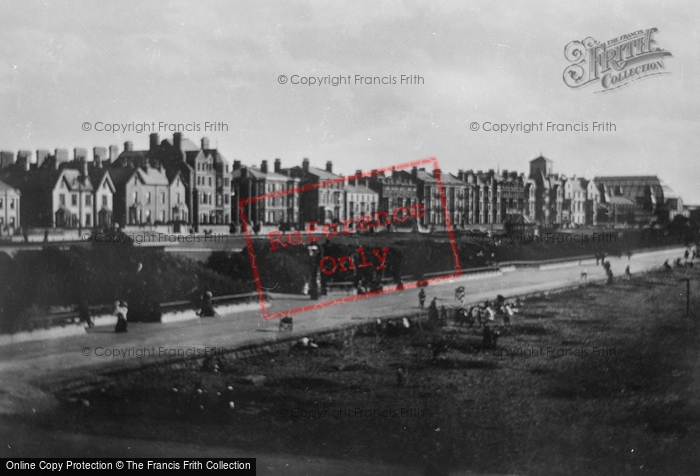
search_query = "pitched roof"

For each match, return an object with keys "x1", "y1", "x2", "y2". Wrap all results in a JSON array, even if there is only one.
[
  {"x1": 289, "y1": 165, "x2": 343, "y2": 182},
  {"x1": 343, "y1": 184, "x2": 377, "y2": 195},
  {"x1": 0, "y1": 178, "x2": 19, "y2": 193},
  {"x1": 244, "y1": 166, "x2": 292, "y2": 181},
  {"x1": 60, "y1": 169, "x2": 94, "y2": 192},
  {"x1": 108, "y1": 166, "x2": 169, "y2": 186},
  {"x1": 136, "y1": 166, "x2": 170, "y2": 186},
  {"x1": 162, "y1": 137, "x2": 199, "y2": 152},
  {"x1": 203, "y1": 149, "x2": 230, "y2": 167}
]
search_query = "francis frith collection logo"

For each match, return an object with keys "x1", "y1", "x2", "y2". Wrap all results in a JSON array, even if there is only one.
[{"x1": 563, "y1": 28, "x2": 672, "y2": 93}]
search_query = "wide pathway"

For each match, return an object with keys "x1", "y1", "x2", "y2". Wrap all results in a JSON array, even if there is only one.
[{"x1": 0, "y1": 246, "x2": 689, "y2": 472}]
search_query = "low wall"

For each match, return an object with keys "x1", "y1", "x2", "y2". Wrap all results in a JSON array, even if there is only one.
[
  {"x1": 539, "y1": 258, "x2": 596, "y2": 271},
  {"x1": 1, "y1": 301, "x2": 269, "y2": 345},
  {"x1": 0, "y1": 324, "x2": 85, "y2": 346}
]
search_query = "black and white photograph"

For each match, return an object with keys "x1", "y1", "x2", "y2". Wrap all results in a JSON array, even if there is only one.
[{"x1": 1, "y1": 1, "x2": 699, "y2": 474}]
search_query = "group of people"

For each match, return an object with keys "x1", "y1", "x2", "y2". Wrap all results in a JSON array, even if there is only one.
[
  {"x1": 76, "y1": 289, "x2": 219, "y2": 334},
  {"x1": 419, "y1": 287, "x2": 521, "y2": 332},
  {"x1": 661, "y1": 246, "x2": 698, "y2": 272},
  {"x1": 454, "y1": 295, "x2": 521, "y2": 329}
]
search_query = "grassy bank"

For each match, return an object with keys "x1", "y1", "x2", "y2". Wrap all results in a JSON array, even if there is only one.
[{"x1": 29, "y1": 267, "x2": 700, "y2": 474}]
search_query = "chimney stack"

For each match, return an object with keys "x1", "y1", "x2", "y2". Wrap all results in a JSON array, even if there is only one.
[
  {"x1": 201, "y1": 137, "x2": 210, "y2": 150},
  {"x1": 411, "y1": 166, "x2": 418, "y2": 178},
  {"x1": 173, "y1": 133, "x2": 182, "y2": 152},
  {"x1": 150, "y1": 133, "x2": 160, "y2": 151},
  {"x1": 261, "y1": 160, "x2": 268, "y2": 174},
  {"x1": 302, "y1": 158, "x2": 309, "y2": 173},
  {"x1": 17, "y1": 150, "x2": 31, "y2": 171},
  {"x1": 36, "y1": 150, "x2": 50, "y2": 168},
  {"x1": 93, "y1": 147, "x2": 106, "y2": 166},
  {"x1": 55, "y1": 148, "x2": 69, "y2": 164},
  {"x1": 233, "y1": 160, "x2": 241, "y2": 171},
  {"x1": 274, "y1": 158, "x2": 281, "y2": 173},
  {"x1": 74, "y1": 147, "x2": 88, "y2": 162},
  {"x1": 109, "y1": 145, "x2": 119, "y2": 163},
  {"x1": 80, "y1": 158, "x2": 88, "y2": 177},
  {"x1": 0, "y1": 151, "x2": 14, "y2": 169},
  {"x1": 124, "y1": 141, "x2": 133, "y2": 152},
  {"x1": 355, "y1": 169, "x2": 362, "y2": 186},
  {"x1": 326, "y1": 161, "x2": 333, "y2": 173}
]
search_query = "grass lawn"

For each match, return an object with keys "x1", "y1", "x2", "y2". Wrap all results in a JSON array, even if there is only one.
[{"x1": 32, "y1": 267, "x2": 700, "y2": 475}]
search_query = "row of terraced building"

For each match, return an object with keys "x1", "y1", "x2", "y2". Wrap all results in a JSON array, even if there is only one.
[{"x1": 0, "y1": 134, "x2": 687, "y2": 236}]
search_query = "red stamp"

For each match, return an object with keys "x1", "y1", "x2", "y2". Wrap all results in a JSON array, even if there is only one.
[{"x1": 239, "y1": 157, "x2": 462, "y2": 320}]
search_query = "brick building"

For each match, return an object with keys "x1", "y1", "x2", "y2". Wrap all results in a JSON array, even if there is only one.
[
  {"x1": 528, "y1": 156, "x2": 565, "y2": 226},
  {"x1": 109, "y1": 163, "x2": 187, "y2": 228},
  {"x1": 288, "y1": 159, "x2": 345, "y2": 226},
  {"x1": 232, "y1": 159, "x2": 300, "y2": 230}
]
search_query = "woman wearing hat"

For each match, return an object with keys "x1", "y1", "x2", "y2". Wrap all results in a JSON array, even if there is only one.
[{"x1": 114, "y1": 300, "x2": 128, "y2": 333}]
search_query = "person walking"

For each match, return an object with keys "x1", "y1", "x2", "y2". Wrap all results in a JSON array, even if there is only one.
[
  {"x1": 77, "y1": 301, "x2": 94, "y2": 328},
  {"x1": 114, "y1": 300, "x2": 128, "y2": 333},
  {"x1": 418, "y1": 288, "x2": 426, "y2": 309},
  {"x1": 428, "y1": 297, "x2": 439, "y2": 321}
]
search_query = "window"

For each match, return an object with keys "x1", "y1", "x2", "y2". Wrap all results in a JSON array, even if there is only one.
[
  {"x1": 208, "y1": 177, "x2": 212, "y2": 187},
  {"x1": 161, "y1": 192, "x2": 165, "y2": 204},
  {"x1": 146, "y1": 192, "x2": 151, "y2": 204},
  {"x1": 160, "y1": 210, "x2": 165, "y2": 222},
  {"x1": 176, "y1": 193, "x2": 180, "y2": 203},
  {"x1": 71, "y1": 194, "x2": 77, "y2": 206},
  {"x1": 0, "y1": 199, "x2": 3, "y2": 209},
  {"x1": 85, "y1": 213, "x2": 91, "y2": 226},
  {"x1": 102, "y1": 196, "x2": 108, "y2": 207},
  {"x1": 133, "y1": 192, "x2": 138, "y2": 204},
  {"x1": 85, "y1": 195, "x2": 91, "y2": 206},
  {"x1": 60, "y1": 194, "x2": 66, "y2": 205}
]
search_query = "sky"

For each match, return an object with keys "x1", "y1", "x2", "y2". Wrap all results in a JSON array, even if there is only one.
[{"x1": 0, "y1": 0, "x2": 698, "y2": 203}]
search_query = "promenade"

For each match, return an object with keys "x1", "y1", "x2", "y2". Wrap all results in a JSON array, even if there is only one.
[{"x1": 0, "y1": 246, "x2": 689, "y2": 474}]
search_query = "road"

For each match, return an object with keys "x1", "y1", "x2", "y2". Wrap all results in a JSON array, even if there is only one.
[{"x1": 0, "y1": 246, "x2": 688, "y2": 473}]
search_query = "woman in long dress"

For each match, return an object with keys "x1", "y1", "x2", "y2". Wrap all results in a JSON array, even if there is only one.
[{"x1": 115, "y1": 300, "x2": 128, "y2": 333}]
